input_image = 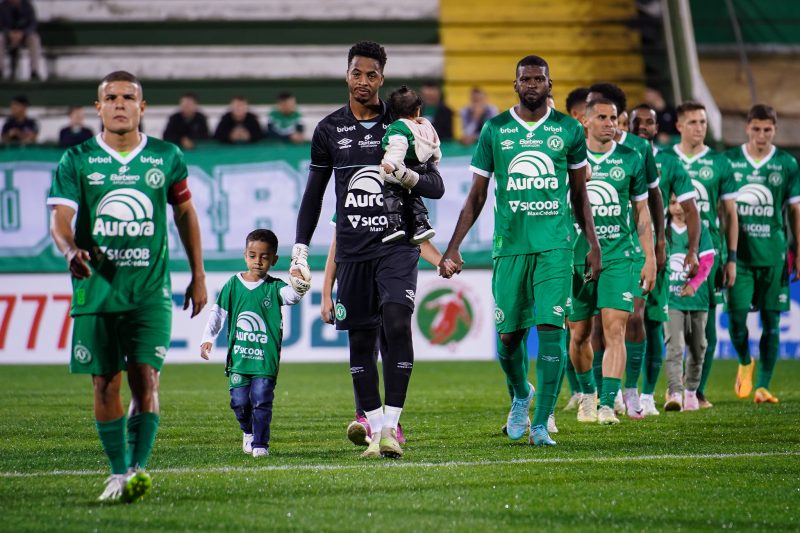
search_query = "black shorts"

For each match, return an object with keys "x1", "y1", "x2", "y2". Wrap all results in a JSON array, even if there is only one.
[{"x1": 334, "y1": 248, "x2": 419, "y2": 330}]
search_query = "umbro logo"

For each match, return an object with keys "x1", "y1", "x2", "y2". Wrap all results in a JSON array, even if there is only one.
[
  {"x1": 553, "y1": 306, "x2": 564, "y2": 316},
  {"x1": 87, "y1": 172, "x2": 105, "y2": 185},
  {"x1": 337, "y1": 138, "x2": 352, "y2": 149},
  {"x1": 501, "y1": 139, "x2": 515, "y2": 150},
  {"x1": 348, "y1": 214, "x2": 361, "y2": 228},
  {"x1": 622, "y1": 292, "x2": 633, "y2": 302},
  {"x1": 405, "y1": 289, "x2": 415, "y2": 302}
]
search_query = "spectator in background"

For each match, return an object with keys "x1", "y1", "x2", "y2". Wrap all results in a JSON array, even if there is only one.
[
  {"x1": 214, "y1": 96, "x2": 263, "y2": 144},
  {"x1": 0, "y1": 0, "x2": 42, "y2": 80},
  {"x1": 644, "y1": 86, "x2": 679, "y2": 144},
  {"x1": 565, "y1": 87, "x2": 590, "y2": 121},
  {"x1": 2, "y1": 94, "x2": 37, "y2": 144},
  {"x1": 163, "y1": 93, "x2": 210, "y2": 150},
  {"x1": 59, "y1": 106, "x2": 93, "y2": 147},
  {"x1": 420, "y1": 81, "x2": 453, "y2": 141},
  {"x1": 459, "y1": 87, "x2": 497, "y2": 145},
  {"x1": 266, "y1": 91, "x2": 304, "y2": 143}
]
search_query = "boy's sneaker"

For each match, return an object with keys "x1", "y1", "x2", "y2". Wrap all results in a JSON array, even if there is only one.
[
  {"x1": 242, "y1": 433, "x2": 254, "y2": 454},
  {"x1": 346, "y1": 413, "x2": 371, "y2": 446},
  {"x1": 379, "y1": 427, "x2": 403, "y2": 458},
  {"x1": 754, "y1": 387, "x2": 779, "y2": 404},
  {"x1": 252, "y1": 447, "x2": 269, "y2": 458},
  {"x1": 577, "y1": 392, "x2": 598, "y2": 422},
  {"x1": 696, "y1": 391, "x2": 713, "y2": 409},
  {"x1": 623, "y1": 387, "x2": 644, "y2": 419},
  {"x1": 361, "y1": 435, "x2": 381, "y2": 458},
  {"x1": 121, "y1": 469, "x2": 152, "y2": 503},
  {"x1": 381, "y1": 214, "x2": 406, "y2": 244},
  {"x1": 597, "y1": 405, "x2": 620, "y2": 425},
  {"x1": 614, "y1": 390, "x2": 625, "y2": 416},
  {"x1": 396, "y1": 422, "x2": 406, "y2": 444},
  {"x1": 735, "y1": 361, "x2": 755, "y2": 398},
  {"x1": 506, "y1": 383, "x2": 534, "y2": 440},
  {"x1": 563, "y1": 392, "x2": 581, "y2": 411},
  {"x1": 683, "y1": 390, "x2": 700, "y2": 411},
  {"x1": 98, "y1": 474, "x2": 127, "y2": 502},
  {"x1": 530, "y1": 424, "x2": 557, "y2": 446},
  {"x1": 547, "y1": 413, "x2": 559, "y2": 434},
  {"x1": 664, "y1": 391, "x2": 683, "y2": 411},
  {"x1": 640, "y1": 394, "x2": 660, "y2": 416},
  {"x1": 410, "y1": 217, "x2": 435, "y2": 245}
]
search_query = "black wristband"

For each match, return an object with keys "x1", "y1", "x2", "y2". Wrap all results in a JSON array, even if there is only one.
[{"x1": 727, "y1": 249, "x2": 737, "y2": 263}]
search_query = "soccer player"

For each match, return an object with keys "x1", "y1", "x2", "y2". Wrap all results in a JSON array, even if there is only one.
[
  {"x1": 565, "y1": 87, "x2": 590, "y2": 123},
  {"x1": 629, "y1": 103, "x2": 701, "y2": 415},
  {"x1": 200, "y1": 229, "x2": 308, "y2": 457},
  {"x1": 585, "y1": 84, "x2": 678, "y2": 419},
  {"x1": 440, "y1": 55, "x2": 602, "y2": 446},
  {"x1": 725, "y1": 104, "x2": 800, "y2": 403},
  {"x1": 292, "y1": 41, "x2": 444, "y2": 458},
  {"x1": 47, "y1": 71, "x2": 207, "y2": 502},
  {"x1": 568, "y1": 98, "x2": 655, "y2": 425},
  {"x1": 672, "y1": 101, "x2": 739, "y2": 407}
]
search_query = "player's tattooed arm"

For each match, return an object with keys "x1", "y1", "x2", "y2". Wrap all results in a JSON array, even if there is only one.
[
  {"x1": 633, "y1": 199, "x2": 656, "y2": 294},
  {"x1": 681, "y1": 198, "x2": 701, "y2": 277},
  {"x1": 50, "y1": 205, "x2": 92, "y2": 279},
  {"x1": 647, "y1": 186, "x2": 666, "y2": 273},
  {"x1": 720, "y1": 198, "x2": 739, "y2": 287},
  {"x1": 439, "y1": 173, "x2": 489, "y2": 277},
  {"x1": 173, "y1": 199, "x2": 207, "y2": 317},
  {"x1": 570, "y1": 165, "x2": 602, "y2": 281}
]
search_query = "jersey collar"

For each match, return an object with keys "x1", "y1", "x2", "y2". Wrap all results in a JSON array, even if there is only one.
[
  {"x1": 670, "y1": 222, "x2": 688, "y2": 234},
  {"x1": 586, "y1": 141, "x2": 617, "y2": 165},
  {"x1": 236, "y1": 273, "x2": 265, "y2": 290},
  {"x1": 741, "y1": 143, "x2": 776, "y2": 170},
  {"x1": 672, "y1": 144, "x2": 710, "y2": 165},
  {"x1": 510, "y1": 105, "x2": 551, "y2": 133},
  {"x1": 95, "y1": 133, "x2": 148, "y2": 165}
]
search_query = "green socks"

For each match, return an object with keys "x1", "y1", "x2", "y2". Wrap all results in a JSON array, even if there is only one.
[
  {"x1": 643, "y1": 318, "x2": 664, "y2": 395},
  {"x1": 96, "y1": 416, "x2": 128, "y2": 475},
  {"x1": 498, "y1": 335, "x2": 530, "y2": 400},
  {"x1": 533, "y1": 329, "x2": 565, "y2": 427},
  {"x1": 623, "y1": 340, "x2": 646, "y2": 389},
  {"x1": 600, "y1": 377, "x2": 622, "y2": 409},
  {"x1": 592, "y1": 350, "x2": 604, "y2": 397},
  {"x1": 127, "y1": 412, "x2": 160, "y2": 470},
  {"x1": 576, "y1": 369, "x2": 596, "y2": 394},
  {"x1": 756, "y1": 311, "x2": 780, "y2": 389},
  {"x1": 729, "y1": 309, "x2": 751, "y2": 365},
  {"x1": 698, "y1": 306, "x2": 717, "y2": 394}
]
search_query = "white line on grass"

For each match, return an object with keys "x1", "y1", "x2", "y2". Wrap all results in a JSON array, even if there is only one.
[{"x1": 2, "y1": 450, "x2": 798, "y2": 478}]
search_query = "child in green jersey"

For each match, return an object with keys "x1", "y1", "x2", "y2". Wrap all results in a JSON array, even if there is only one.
[
  {"x1": 663, "y1": 195, "x2": 716, "y2": 412},
  {"x1": 200, "y1": 229, "x2": 309, "y2": 457},
  {"x1": 380, "y1": 85, "x2": 442, "y2": 244}
]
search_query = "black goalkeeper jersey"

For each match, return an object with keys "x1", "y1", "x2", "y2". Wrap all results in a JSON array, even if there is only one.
[{"x1": 306, "y1": 101, "x2": 443, "y2": 262}]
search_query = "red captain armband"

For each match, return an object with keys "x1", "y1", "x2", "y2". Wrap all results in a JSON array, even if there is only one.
[{"x1": 167, "y1": 179, "x2": 192, "y2": 205}]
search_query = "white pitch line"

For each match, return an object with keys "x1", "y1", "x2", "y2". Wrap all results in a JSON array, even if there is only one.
[{"x1": 2, "y1": 450, "x2": 798, "y2": 479}]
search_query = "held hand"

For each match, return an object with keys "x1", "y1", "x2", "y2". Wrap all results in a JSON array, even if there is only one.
[
  {"x1": 584, "y1": 245, "x2": 602, "y2": 282},
  {"x1": 640, "y1": 259, "x2": 657, "y2": 295},
  {"x1": 381, "y1": 165, "x2": 420, "y2": 189},
  {"x1": 290, "y1": 268, "x2": 311, "y2": 295},
  {"x1": 684, "y1": 251, "x2": 700, "y2": 278},
  {"x1": 680, "y1": 284, "x2": 696, "y2": 297},
  {"x1": 200, "y1": 342, "x2": 212, "y2": 360},
  {"x1": 320, "y1": 296, "x2": 335, "y2": 324},
  {"x1": 723, "y1": 261, "x2": 737, "y2": 287},
  {"x1": 655, "y1": 240, "x2": 667, "y2": 274},
  {"x1": 66, "y1": 247, "x2": 92, "y2": 279},
  {"x1": 438, "y1": 250, "x2": 463, "y2": 279},
  {"x1": 184, "y1": 276, "x2": 208, "y2": 318}
]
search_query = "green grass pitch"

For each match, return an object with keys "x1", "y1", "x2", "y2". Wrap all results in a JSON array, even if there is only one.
[{"x1": 1, "y1": 360, "x2": 799, "y2": 531}]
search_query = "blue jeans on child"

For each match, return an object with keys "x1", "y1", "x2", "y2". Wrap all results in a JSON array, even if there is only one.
[{"x1": 230, "y1": 376, "x2": 276, "y2": 450}]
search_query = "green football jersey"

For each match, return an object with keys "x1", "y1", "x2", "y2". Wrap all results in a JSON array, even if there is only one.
[
  {"x1": 470, "y1": 106, "x2": 587, "y2": 257},
  {"x1": 584, "y1": 142, "x2": 648, "y2": 262},
  {"x1": 725, "y1": 144, "x2": 800, "y2": 266},
  {"x1": 47, "y1": 134, "x2": 188, "y2": 315},
  {"x1": 673, "y1": 145, "x2": 738, "y2": 252},
  {"x1": 655, "y1": 148, "x2": 696, "y2": 211},
  {"x1": 267, "y1": 109, "x2": 302, "y2": 137},
  {"x1": 217, "y1": 274, "x2": 288, "y2": 379},
  {"x1": 667, "y1": 222, "x2": 715, "y2": 311},
  {"x1": 619, "y1": 131, "x2": 659, "y2": 188},
  {"x1": 382, "y1": 120, "x2": 417, "y2": 162}
]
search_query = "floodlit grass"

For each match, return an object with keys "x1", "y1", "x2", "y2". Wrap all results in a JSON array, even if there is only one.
[{"x1": 1, "y1": 360, "x2": 798, "y2": 531}]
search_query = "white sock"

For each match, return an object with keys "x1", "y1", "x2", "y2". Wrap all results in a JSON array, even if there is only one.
[
  {"x1": 364, "y1": 407, "x2": 384, "y2": 438},
  {"x1": 383, "y1": 405, "x2": 403, "y2": 431}
]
